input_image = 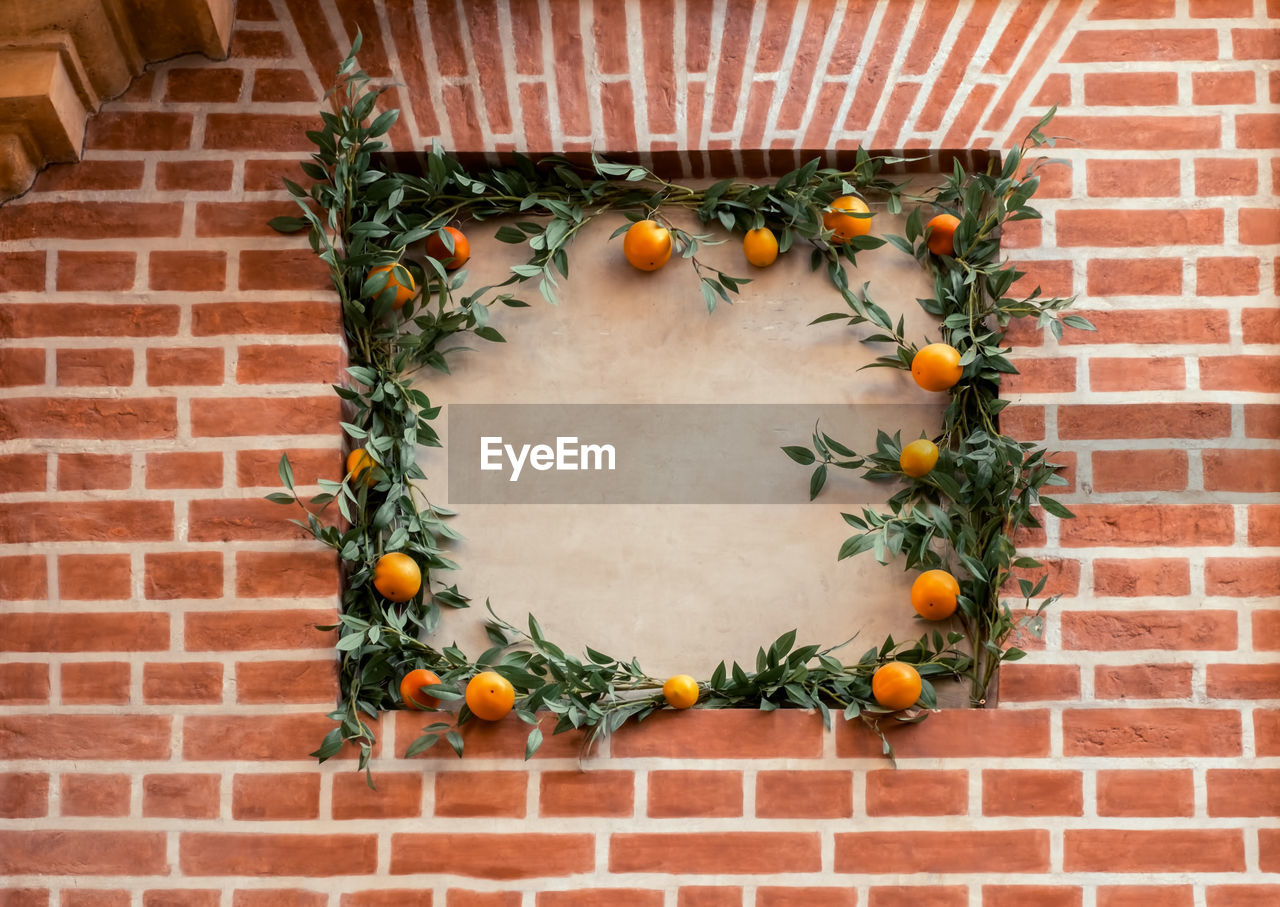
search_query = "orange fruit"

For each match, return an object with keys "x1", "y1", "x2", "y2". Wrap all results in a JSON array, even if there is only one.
[
  {"x1": 822, "y1": 195, "x2": 872, "y2": 242},
  {"x1": 899, "y1": 439, "x2": 939, "y2": 478},
  {"x1": 743, "y1": 227, "x2": 779, "y2": 267},
  {"x1": 663, "y1": 674, "x2": 699, "y2": 709},
  {"x1": 425, "y1": 226, "x2": 470, "y2": 270},
  {"x1": 369, "y1": 264, "x2": 416, "y2": 309},
  {"x1": 926, "y1": 213, "x2": 961, "y2": 256},
  {"x1": 911, "y1": 343, "x2": 963, "y2": 392},
  {"x1": 372, "y1": 552, "x2": 421, "y2": 603},
  {"x1": 346, "y1": 448, "x2": 377, "y2": 485},
  {"x1": 910, "y1": 569, "x2": 960, "y2": 621},
  {"x1": 465, "y1": 670, "x2": 515, "y2": 720},
  {"x1": 871, "y1": 661, "x2": 922, "y2": 710},
  {"x1": 623, "y1": 219, "x2": 673, "y2": 271},
  {"x1": 399, "y1": 668, "x2": 442, "y2": 709}
]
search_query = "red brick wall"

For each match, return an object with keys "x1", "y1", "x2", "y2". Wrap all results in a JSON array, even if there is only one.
[{"x1": 1, "y1": 0, "x2": 1277, "y2": 903}]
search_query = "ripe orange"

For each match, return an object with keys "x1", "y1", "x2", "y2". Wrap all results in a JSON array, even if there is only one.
[
  {"x1": 899, "y1": 439, "x2": 939, "y2": 478},
  {"x1": 910, "y1": 569, "x2": 960, "y2": 620},
  {"x1": 822, "y1": 195, "x2": 872, "y2": 242},
  {"x1": 369, "y1": 264, "x2": 416, "y2": 309},
  {"x1": 425, "y1": 226, "x2": 470, "y2": 270},
  {"x1": 926, "y1": 213, "x2": 961, "y2": 256},
  {"x1": 911, "y1": 343, "x2": 963, "y2": 392},
  {"x1": 346, "y1": 448, "x2": 377, "y2": 485},
  {"x1": 663, "y1": 674, "x2": 699, "y2": 709},
  {"x1": 623, "y1": 219, "x2": 673, "y2": 271},
  {"x1": 465, "y1": 670, "x2": 515, "y2": 720},
  {"x1": 399, "y1": 668, "x2": 442, "y2": 710},
  {"x1": 372, "y1": 552, "x2": 421, "y2": 603},
  {"x1": 872, "y1": 661, "x2": 922, "y2": 710},
  {"x1": 743, "y1": 227, "x2": 779, "y2": 267}
]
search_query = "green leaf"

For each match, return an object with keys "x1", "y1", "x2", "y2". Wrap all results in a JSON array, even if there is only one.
[
  {"x1": 809, "y1": 464, "x2": 828, "y2": 500},
  {"x1": 781, "y1": 446, "x2": 816, "y2": 465},
  {"x1": 278, "y1": 454, "x2": 295, "y2": 490},
  {"x1": 524, "y1": 726, "x2": 543, "y2": 760}
]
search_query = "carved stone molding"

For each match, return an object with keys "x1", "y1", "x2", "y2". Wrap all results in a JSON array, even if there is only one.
[{"x1": 0, "y1": 0, "x2": 233, "y2": 200}]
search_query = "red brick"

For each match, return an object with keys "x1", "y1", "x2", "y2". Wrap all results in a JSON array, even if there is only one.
[
  {"x1": 0, "y1": 349, "x2": 44, "y2": 387},
  {"x1": 55, "y1": 348, "x2": 134, "y2": 386},
  {"x1": 1190, "y1": 0, "x2": 1252, "y2": 14},
  {"x1": 342, "y1": 893, "x2": 435, "y2": 907},
  {"x1": 1065, "y1": 28, "x2": 1218, "y2": 61},
  {"x1": 195, "y1": 201, "x2": 300, "y2": 237},
  {"x1": 252, "y1": 69, "x2": 317, "y2": 102},
  {"x1": 0, "y1": 612, "x2": 168, "y2": 653},
  {"x1": 1202, "y1": 355, "x2": 1280, "y2": 392},
  {"x1": 0, "y1": 664, "x2": 49, "y2": 704},
  {"x1": 204, "y1": 114, "x2": 319, "y2": 151},
  {"x1": 146, "y1": 347, "x2": 224, "y2": 386},
  {"x1": 238, "y1": 248, "x2": 331, "y2": 290},
  {"x1": 646, "y1": 770, "x2": 742, "y2": 818},
  {"x1": 145, "y1": 452, "x2": 223, "y2": 489},
  {"x1": 56, "y1": 453, "x2": 131, "y2": 490},
  {"x1": 231, "y1": 28, "x2": 291, "y2": 57},
  {"x1": 1256, "y1": 610, "x2": 1280, "y2": 650},
  {"x1": 1250, "y1": 505, "x2": 1280, "y2": 545},
  {"x1": 187, "y1": 498, "x2": 308, "y2": 542},
  {"x1": 1205, "y1": 449, "x2": 1280, "y2": 492},
  {"x1": 61, "y1": 890, "x2": 129, "y2": 906},
  {"x1": 836, "y1": 830, "x2": 1048, "y2": 873},
  {"x1": 61, "y1": 661, "x2": 130, "y2": 704},
  {"x1": 1245, "y1": 308, "x2": 1280, "y2": 344},
  {"x1": 1197, "y1": 256, "x2": 1260, "y2": 296},
  {"x1": 34, "y1": 160, "x2": 144, "y2": 193},
  {"x1": 243, "y1": 158, "x2": 312, "y2": 192},
  {"x1": 1098, "y1": 769, "x2": 1194, "y2": 817},
  {"x1": 1089, "y1": 0, "x2": 1174, "y2": 17},
  {"x1": 1195, "y1": 157, "x2": 1258, "y2": 196},
  {"x1": 1059, "y1": 308, "x2": 1228, "y2": 345},
  {"x1": 868, "y1": 888, "x2": 965, "y2": 907},
  {"x1": 999, "y1": 664, "x2": 1080, "y2": 702},
  {"x1": 611, "y1": 710, "x2": 822, "y2": 758},
  {"x1": 839, "y1": 709, "x2": 1049, "y2": 757},
  {"x1": 676, "y1": 889, "x2": 741, "y2": 907},
  {"x1": 1206, "y1": 769, "x2": 1280, "y2": 816},
  {"x1": 538, "y1": 892, "x2": 660, "y2": 907},
  {"x1": 1064, "y1": 708, "x2": 1240, "y2": 756},
  {"x1": 983, "y1": 769, "x2": 1082, "y2": 816},
  {"x1": 755, "y1": 770, "x2": 851, "y2": 819},
  {"x1": 0, "y1": 454, "x2": 45, "y2": 493},
  {"x1": 144, "y1": 893, "x2": 219, "y2": 907},
  {"x1": 144, "y1": 551, "x2": 222, "y2": 600},
  {"x1": 192, "y1": 396, "x2": 339, "y2": 436},
  {"x1": 193, "y1": 301, "x2": 340, "y2": 335},
  {"x1": 1058, "y1": 208, "x2": 1222, "y2": 247},
  {"x1": 0, "y1": 556, "x2": 46, "y2": 600},
  {"x1": 56, "y1": 251, "x2": 136, "y2": 292},
  {"x1": 0, "y1": 202, "x2": 183, "y2": 240},
  {"x1": 0, "y1": 303, "x2": 178, "y2": 337},
  {"x1": 156, "y1": 160, "x2": 234, "y2": 192},
  {"x1": 1206, "y1": 887, "x2": 1280, "y2": 907},
  {"x1": 1086, "y1": 258, "x2": 1182, "y2": 296},
  {"x1": 865, "y1": 770, "x2": 966, "y2": 817},
  {"x1": 184, "y1": 714, "x2": 367, "y2": 761},
  {"x1": 149, "y1": 251, "x2": 227, "y2": 292},
  {"x1": 983, "y1": 888, "x2": 1081, "y2": 907},
  {"x1": 1008, "y1": 260, "x2": 1073, "y2": 303},
  {"x1": 142, "y1": 774, "x2": 220, "y2": 818},
  {"x1": 1020, "y1": 113, "x2": 1221, "y2": 150},
  {"x1": 1065, "y1": 829, "x2": 1244, "y2": 872},
  {"x1": 165, "y1": 67, "x2": 243, "y2": 102},
  {"x1": 391, "y1": 832, "x2": 593, "y2": 878},
  {"x1": 1085, "y1": 159, "x2": 1180, "y2": 198},
  {"x1": 0, "y1": 773, "x2": 48, "y2": 817},
  {"x1": 180, "y1": 833, "x2": 375, "y2": 876},
  {"x1": 236, "y1": 344, "x2": 343, "y2": 384},
  {"x1": 1266, "y1": 828, "x2": 1280, "y2": 871},
  {"x1": 1207, "y1": 557, "x2": 1280, "y2": 596},
  {"x1": 1095, "y1": 664, "x2": 1194, "y2": 700},
  {"x1": 233, "y1": 892, "x2": 326, "y2": 907},
  {"x1": 1239, "y1": 115, "x2": 1280, "y2": 149},
  {"x1": 0, "y1": 715, "x2": 170, "y2": 759},
  {"x1": 1090, "y1": 359, "x2": 1187, "y2": 397},
  {"x1": 58, "y1": 554, "x2": 130, "y2": 600},
  {"x1": 1061, "y1": 504, "x2": 1233, "y2": 547},
  {"x1": 231, "y1": 773, "x2": 321, "y2": 820},
  {"x1": 184, "y1": 609, "x2": 336, "y2": 651},
  {"x1": 0, "y1": 399, "x2": 177, "y2": 441},
  {"x1": 236, "y1": 659, "x2": 335, "y2": 704},
  {"x1": 1241, "y1": 207, "x2": 1280, "y2": 244},
  {"x1": 610, "y1": 832, "x2": 819, "y2": 875},
  {"x1": 1207, "y1": 664, "x2": 1280, "y2": 699},
  {"x1": 1001, "y1": 405, "x2": 1044, "y2": 441},
  {"x1": 755, "y1": 890, "x2": 853, "y2": 907},
  {"x1": 1247, "y1": 405, "x2": 1280, "y2": 438},
  {"x1": 86, "y1": 112, "x2": 192, "y2": 150},
  {"x1": 1233, "y1": 27, "x2": 1280, "y2": 58},
  {"x1": 0, "y1": 250, "x2": 45, "y2": 290},
  {"x1": 142, "y1": 662, "x2": 223, "y2": 705},
  {"x1": 1064, "y1": 610, "x2": 1236, "y2": 650},
  {"x1": 1193, "y1": 70, "x2": 1256, "y2": 105},
  {"x1": 1084, "y1": 72, "x2": 1178, "y2": 106},
  {"x1": 1094, "y1": 558, "x2": 1191, "y2": 597},
  {"x1": 0, "y1": 889, "x2": 50, "y2": 907},
  {"x1": 235, "y1": 448, "x2": 340, "y2": 487},
  {"x1": 1098, "y1": 888, "x2": 1193, "y2": 907},
  {"x1": 0, "y1": 831, "x2": 166, "y2": 875},
  {"x1": 235, "y1": 550, "x2": 337, "y2": 598},
  {"x1": 538, "y1": 770, "x2": 633, "y2": 817},
  {"x1": 61, "y1": 773, "x2": 129, "y2": 817},
  {"x1": 331, "y1": 772, "x2": 423, "y2": 820},
  {"x1": 1001, "y1": 358, "x2": 1076, "y2": 394},
  {"x1": 1065, "y1": 402, "x2": 1228, "y2": 437}
]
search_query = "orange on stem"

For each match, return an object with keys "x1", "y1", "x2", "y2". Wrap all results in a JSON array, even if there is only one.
[
  {"x1": 399, "y1": 668, "x2": 442, "y2": 710},
  {"x1": 425, "y1": 226, "x2": 470, "y2": 270},
  {"x1": 623, "y1": 219, "x2": 673, "y2": 271},
  {"x1": 822, "y1": 196, "x2": 872, "y2": 243},
  {"x1": 743, "y1": 227, "x2": 779, "y2": 267},
  {"x1": 369, "y1": 264, "x2": 416, "y2": 309},
  {"x1": 911, "y1": 569, "x2": 960, "y2": 621},
  {"x1": 346, "y1": 448, "x2": 377, "y2": 486},
  {"x1": 899, "y1": 439, "x2": 939, "y2": 478},
  {"x1": 872, "y1": 661, "x2": 922, "y2": 710},
  {"x1": 911, "y1": 342, "x2": 963, "y2": 392},
  {"x1": 663, "y1": 674, "x2": 699, "y2": 709},
  {"x1": 372, "y1": 552, "x2": 421, "y2": 603},
  {"x1": 926, "y1": 213, "x2": 961, "y2": 256},
  {"x1": 465, "y1": 670, "x2": 515, "y2": 720}
]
